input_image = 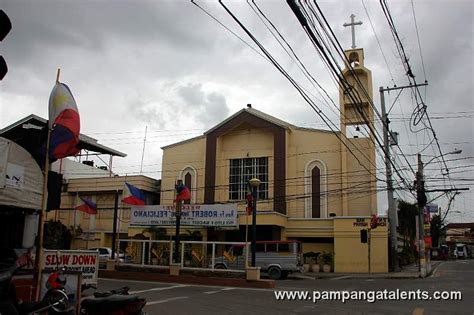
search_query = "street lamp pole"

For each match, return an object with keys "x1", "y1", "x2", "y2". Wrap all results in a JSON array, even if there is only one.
[{"x1": 249, "y1": 178, "x2": 261, "y2": 268}]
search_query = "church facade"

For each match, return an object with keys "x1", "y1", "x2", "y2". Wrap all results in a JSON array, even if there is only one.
[{"x1": 156, "y1": 48, "x2": 388, "y2": 272}]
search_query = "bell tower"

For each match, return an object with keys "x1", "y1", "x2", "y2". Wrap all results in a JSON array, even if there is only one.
[{"x1": 339, "y1": 16, "x2": 376, "y2": 217}]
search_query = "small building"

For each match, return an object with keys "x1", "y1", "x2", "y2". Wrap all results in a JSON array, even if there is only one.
[
  {"x1": 445, "y1": 223, "x2": 474, "y2": 245},
  {"x1": 1, "y1": 114, "x2": 160, "y2": 252},
  {"x1": 53, "y1": 175, "x2": 160, "y2": 250}
]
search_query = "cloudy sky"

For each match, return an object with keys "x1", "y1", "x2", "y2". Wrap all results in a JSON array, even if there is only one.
[{"x1": 1, "y1": 0, "x2": 473, "y2": 222}]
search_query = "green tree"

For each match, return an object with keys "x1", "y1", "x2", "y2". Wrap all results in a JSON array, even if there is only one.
[
  {"x1": 43, "y1": 220, "x2": 73, "y2": 249},
  {"x1": 430, "y1": 215, "x2": 444, "y2": 247},
  {"x1": 397, "y1": 200, "x2": 418, "y2": 248},
  {"x1": 397, "y1": 200, "x2": 419, "y2": 265}
]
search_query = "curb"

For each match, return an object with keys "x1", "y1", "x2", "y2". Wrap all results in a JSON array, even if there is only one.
[
  {"x1": 295, "y1": 272, "x2": 420, "y2": 280},
  {"x1": 99, "y1": 270, "x2": 275, "y2": 289},
  {"x1": 428, "y1": 261, "x2": 446, "y2": 278}
]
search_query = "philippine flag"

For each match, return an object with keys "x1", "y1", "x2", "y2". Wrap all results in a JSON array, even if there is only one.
[
  {"x1": 122, "y1": 182, "x2": 146, "y2": 205},
  {"x1": 48, "y1": 82, "x2": 80, "y2": 160},
  {"x1": 175, "y1": 182, "x2": 191, "y2": 202},
  {"x1": 76, "y1": 196, "x2": 97, "y2": 215}
]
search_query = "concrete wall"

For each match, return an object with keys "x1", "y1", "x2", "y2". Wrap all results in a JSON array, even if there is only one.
[{"x1": 334, "y1": 217, "x2": 388, "y2": 273}]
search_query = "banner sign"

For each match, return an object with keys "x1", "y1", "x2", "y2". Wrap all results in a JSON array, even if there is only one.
[
  {"x1": 427, "y1": 204, "x2": 439, "y2": 214},
  {"x1": 352, "y1": 217, "x2": 387, "y2": 227},
  {"x1": 131, "y1": 204, "x2": 238, "y2": 227},
  {"x1": 423, "y1": 207, "x2": 431, "y2": 224},
  {"x1": 43, "y1": 250, "x2": 99, "y2": 285}
]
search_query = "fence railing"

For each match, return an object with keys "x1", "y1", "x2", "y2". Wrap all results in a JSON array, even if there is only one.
[{"x1": 117, "y1": 239, "x2": 248, "y2": 272}]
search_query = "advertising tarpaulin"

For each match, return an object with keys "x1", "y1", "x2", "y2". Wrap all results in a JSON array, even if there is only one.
[
  {"x1": 43, "y1": 250, "x2": 99, "y2": 286},
  {"x1": 131, "y1": 204, "x2": 238, "y2": 227},
  {"x1": 427, "y1": 203, "x2": 439, "y2": 214}
]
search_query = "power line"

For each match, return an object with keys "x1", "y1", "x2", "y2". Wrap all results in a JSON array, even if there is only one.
[{"x1": 360, "y1": 0, "x2": 395, "y2": 84}]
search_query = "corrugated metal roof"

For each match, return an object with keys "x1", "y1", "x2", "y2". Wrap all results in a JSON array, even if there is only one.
[{"x1": 0, "y1": 114, "x2": 126, "y2": 157}]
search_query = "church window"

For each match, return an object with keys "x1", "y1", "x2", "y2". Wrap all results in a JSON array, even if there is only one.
[
  {"x1": 179, "y1": 166, "x2": 197, "y2": 204},
  {"x1": 305, "y1": 160, "x2": 327, "y2": 218},
  {"x1": 229, "y1": 157, "x2": 268, "y2": 200}
]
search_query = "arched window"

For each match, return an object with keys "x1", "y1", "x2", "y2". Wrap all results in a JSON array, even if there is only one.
[
  {"x1": 305, "y1": 160, "x2": 327, "y2": 218},
  {"x1": 179, "y1": 166, "x2": 197, "y2": 204},
  {"x1": 311, "y1": 166, "x2": 321, "y2": 218},
  {"x1": 184, "y1": 172, "x2": 192, "y2": 205}
]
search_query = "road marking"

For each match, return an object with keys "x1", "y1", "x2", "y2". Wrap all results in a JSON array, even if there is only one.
[
  {"x1": 430, "y1": 261, "x2": 446, "y2": 278},
  {"x1": 331, "y1": 275, "x2": 352, "y2": 280},
  {"x1": 129, "y1": 284, "x2": 189, "y2": 294},
  {"x1": 145, "y1": 296, "x2": 189, "y2": 305},
  {"x1": 204, "y1": 287, "x2": 235, "y2": 294},
  {"x1": 412, "y1": 307, "x2": 424, "y2": 315},
  {"x1": 101, "y1": 278, "x2": 304, "y2": 293}
]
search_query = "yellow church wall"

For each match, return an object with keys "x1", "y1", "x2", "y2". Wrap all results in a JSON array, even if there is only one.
[
  {"x1": 344, "y1": 138, "x2": 377, "y2": 216},
  {"x1": 161, "y1": 136, "x2": 206, "y2": 205},
  {"x1": 286, "y1": 129, "x2": 343, "y2": 218},
  {"x1": 286, "y1": 218, "x2": 334, "y2": 238},
  {"x1": 333, "y1": 217, "x2": 388, "y2": 273},
  {"x1": 215, "y1": 127, "x2": 274, "y2": 211},
  {"x1": 302, "y1": 243, "x2": 334, "y2": 256}
]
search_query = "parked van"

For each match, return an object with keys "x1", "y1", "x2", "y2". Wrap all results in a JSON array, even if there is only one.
[{"x1": 213, "y1": 240, "x2": 303, "y2": 279}]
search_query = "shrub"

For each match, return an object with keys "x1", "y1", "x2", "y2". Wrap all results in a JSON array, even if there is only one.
[
  {"x1": 303, "y1": 251, "x2": 319, "y2": 264},
  {"x1": 318, "y1": 251, "x2": 334, "y2": 265}
]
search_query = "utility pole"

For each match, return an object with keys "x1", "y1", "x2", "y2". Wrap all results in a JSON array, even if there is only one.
[
  {"x1": 379, "y1": 82, "x2": 428, "y2": 273},
  {"x1": 380, "y1": 87, "x2": 399, "y2": 272},
  {"x1": 416, "y1": 154, "x2": 427, "y2": 277}
]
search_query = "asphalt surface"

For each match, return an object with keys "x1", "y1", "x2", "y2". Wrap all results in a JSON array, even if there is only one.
[{"x1": 93, "y1": 259, "x2": 474, "y2": 315}]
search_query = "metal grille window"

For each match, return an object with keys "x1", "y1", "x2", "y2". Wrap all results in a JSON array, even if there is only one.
[{"x1": 229, "y1": 157, "x2": 268, "y2": 200}]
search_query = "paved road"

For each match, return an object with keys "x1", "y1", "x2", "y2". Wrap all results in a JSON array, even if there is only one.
[{"x1": 94, "y1": 259, "x2": 474, "y2": 315}]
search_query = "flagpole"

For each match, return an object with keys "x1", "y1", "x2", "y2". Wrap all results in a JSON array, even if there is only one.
[{"x1": 35, "y1": 68, "x2": 60, "y2": 301}]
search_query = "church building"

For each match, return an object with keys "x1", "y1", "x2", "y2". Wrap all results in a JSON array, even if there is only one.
[{"x1": 158, "y1": 47, "x2": 388, "y2": 273}]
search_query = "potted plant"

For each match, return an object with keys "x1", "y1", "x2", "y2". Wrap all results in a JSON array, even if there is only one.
[
  {"x1": 303, "y1": 252, "x2": 320, "y2": 272},
  {"x1": 302, "y1": 252, "x2": 312, "y2": 272},
  {"x1": 318, "y1": 251, "x2": 333, "y2": 272},
  {"x1": 310, "y1": 252, "x2": 320, "y2": 273}
]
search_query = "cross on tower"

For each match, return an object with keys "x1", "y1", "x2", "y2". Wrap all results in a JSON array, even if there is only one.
[{"x1": 343, "y1": 14, "x2": 363, "y2": 49}]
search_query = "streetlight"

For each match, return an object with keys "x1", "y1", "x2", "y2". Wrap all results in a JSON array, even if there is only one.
[
  {"x1": 248, "y1": 177, "x2": 261, "y2": 267},
  {"x1": 416, "y1": 149, "x2": 462, "y2": 277}
]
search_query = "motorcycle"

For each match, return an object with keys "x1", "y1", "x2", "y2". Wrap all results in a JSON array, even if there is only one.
[
  {"x1": 0, "y1": 258, "x2": 72, "y2": 314},
  {"x1": 1, "y1": 253, "x2": 146, "y2": 315}
]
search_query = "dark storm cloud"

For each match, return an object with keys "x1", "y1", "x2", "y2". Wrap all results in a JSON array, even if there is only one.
[
  {"x1": 1, "y1": 0, "x2": 472, "y2": 219},
  {"x1": 177, "y1": 83, "x2": 229, "y2": 126}
]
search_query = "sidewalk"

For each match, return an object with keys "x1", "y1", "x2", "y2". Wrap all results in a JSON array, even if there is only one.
[{"x1": 294, "y1": 261, "x2": 444, "y2": 280}]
